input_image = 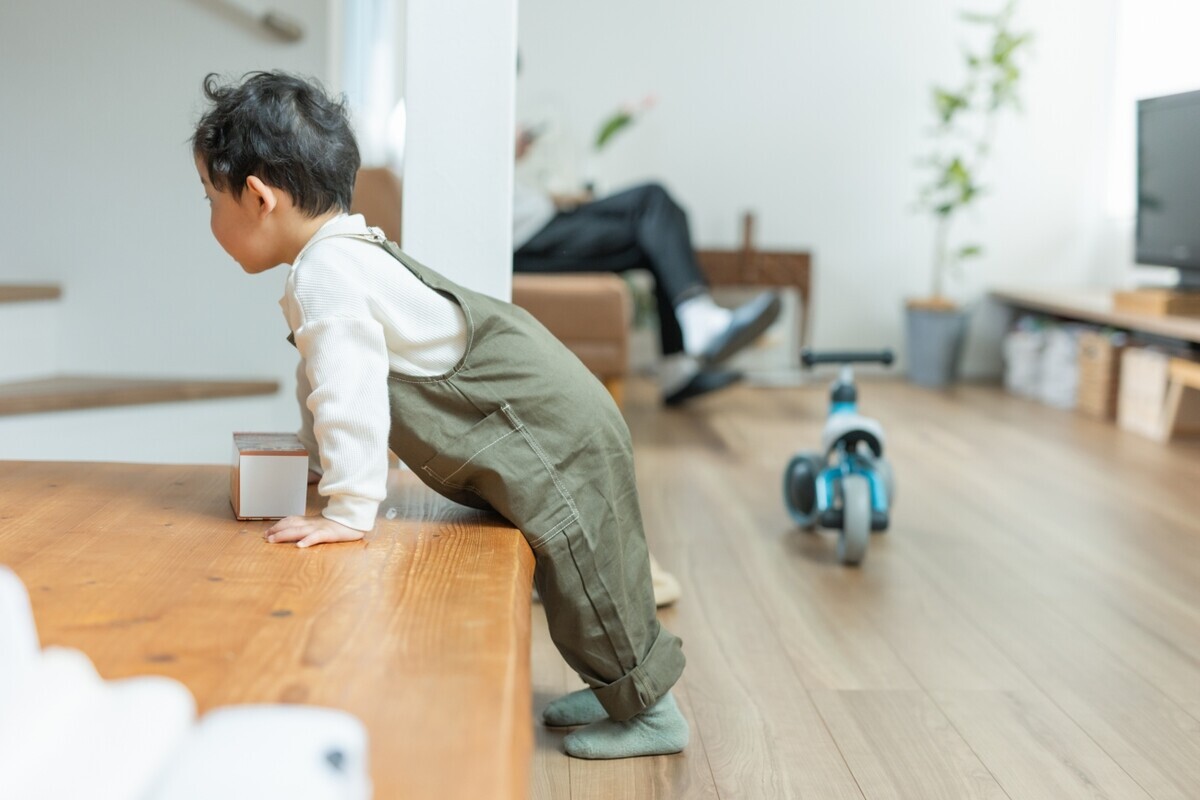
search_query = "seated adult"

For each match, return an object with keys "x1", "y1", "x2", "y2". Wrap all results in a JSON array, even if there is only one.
[{"x1": 512, "y1": 169, "x2": 781, "y2": 405}]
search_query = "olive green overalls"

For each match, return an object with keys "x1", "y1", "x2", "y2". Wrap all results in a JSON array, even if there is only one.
[{"x1": 298, "y1": 227, "x2": 685, "y2": 721}]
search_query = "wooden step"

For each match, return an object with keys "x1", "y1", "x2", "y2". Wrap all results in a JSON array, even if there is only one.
[
  {"x1": 0, "y1": 375, "x2": 279, "y2": 416},
  {"x1": 0, "y1": 462, "x2": 533, "y2": 799},
  {"x1": 0, "y1": 284, "x2": 62, "y2": 303}
]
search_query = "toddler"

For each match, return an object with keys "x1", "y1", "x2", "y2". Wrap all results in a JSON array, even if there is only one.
[{"x1": 192, "y1": 71, "x2": 687, "y2": 759}]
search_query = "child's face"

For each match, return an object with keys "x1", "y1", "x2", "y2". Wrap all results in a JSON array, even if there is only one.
[{"x1": 195, "y1": 156, "x2": 278, "y2": 274}]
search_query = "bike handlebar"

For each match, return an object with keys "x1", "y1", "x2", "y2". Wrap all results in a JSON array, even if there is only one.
[{"x1": 800, "y1": 349, "x2": 894, "y2": 368}]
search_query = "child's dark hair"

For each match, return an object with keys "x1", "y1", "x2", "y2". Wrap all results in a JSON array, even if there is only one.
[{"x1": 192, "y1": 71, "x2": 360, "y2": 216}]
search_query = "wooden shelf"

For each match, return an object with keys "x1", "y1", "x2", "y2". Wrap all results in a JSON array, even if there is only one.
[
  {"x1": 0, "y1": 284, "x2": 62, "y2": 303},
  {"x1": 991, "y1": 287, "x2": 1200, "y2": 345},
  {"x1": 0, "y1": 375, "x2": 279, "y2": 416}
]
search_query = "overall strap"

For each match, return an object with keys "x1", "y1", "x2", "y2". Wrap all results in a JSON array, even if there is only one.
[
  {"x1": 285, "y1": 226, "x2": 392, "y2": 349},
  {"x1": 294, "y1": 226, "x2": 390, "y2": 259},
  {"x1": 287, "y1": 227, "x2": 481, "y2": 355}
]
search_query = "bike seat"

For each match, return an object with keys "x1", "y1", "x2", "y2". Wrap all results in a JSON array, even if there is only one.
[{"x1": 821, "y1": 413, "x2": 885, "y2": 457}]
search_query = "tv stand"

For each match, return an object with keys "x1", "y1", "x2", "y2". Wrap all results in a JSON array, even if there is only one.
[
  {"x1": 992, "y1": 287, "x2": 1200, "y2": 441},
  {"x1": 990, "y1": 287, "x2": 1200, "y2": 344}
]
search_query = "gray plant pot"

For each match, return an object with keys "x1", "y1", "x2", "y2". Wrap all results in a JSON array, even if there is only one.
[{"x1": 905, "y1": 305, "x2": 968, "y2": 388}]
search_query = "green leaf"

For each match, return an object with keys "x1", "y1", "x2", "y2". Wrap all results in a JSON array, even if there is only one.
[
  {"x1": 960, "y1": 10, "x2": 997, "y2": 25},
  {"x1": 957, "y1": 245, "x2": 983, "y2": 259},
  {"x1": 595, "y1": 112, "x2": 633, "y2": 150},
  {"x1": 947, "y1": 157, "x2": 971, "y2": 186},
  {"x1": 993, "y1": 30, "x2": 1032, "y2": 64},
  {"x1": 934, "y1": 88, "x2": 969, "y2": 124},
  {"x1": 1009, "y1": 31, "x2": 1033, "y2": 51},
  {"x1": 993, "y1": 33, "x2": 1014, "y2": 62},
  {"x1": 920, "y1": 3, "x2": 1028, "y2": 224}
]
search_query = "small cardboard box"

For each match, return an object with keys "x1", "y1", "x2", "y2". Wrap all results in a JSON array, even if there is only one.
[
  {"x1": 1076, "y1": 331, "x2": 1125, "y2": 419},
  {"x1": 231, "y1": 433, "x2": 308, "y2": 520},
  {"x1": 1113, "y1": 289, "x2": 1200, "y2": 317},
  {"x1": 1117, "y1": 348, "x2": 1171, "y2": 440}
]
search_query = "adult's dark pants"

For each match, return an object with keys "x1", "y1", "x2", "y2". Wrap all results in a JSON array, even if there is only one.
[{"x1": 513, "y1": 182, "x2": 709, "y2": 356}]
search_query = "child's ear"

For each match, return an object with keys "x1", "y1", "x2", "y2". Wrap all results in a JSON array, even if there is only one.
[{"x1": 244, "y1": 176, "x2": 278, "y2": 217}]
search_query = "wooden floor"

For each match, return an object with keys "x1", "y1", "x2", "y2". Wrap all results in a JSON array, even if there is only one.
[{"x1": 529, "y1": 376, "x2": 1200, "y2": 799}]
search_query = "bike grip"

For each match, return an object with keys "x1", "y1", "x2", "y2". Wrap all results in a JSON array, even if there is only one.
[{"x1": 800, "y1": 349, "x2": 895, "y2": 367}]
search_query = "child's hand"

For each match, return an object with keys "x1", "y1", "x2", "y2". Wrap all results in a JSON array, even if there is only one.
[{"x1": 265, "y1": 515, "x2": 365, "y2": 548}]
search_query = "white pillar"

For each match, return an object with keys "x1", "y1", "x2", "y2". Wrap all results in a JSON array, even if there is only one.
[{"x1": 402, "y1": 0, "x2": 516, "y2": 301}]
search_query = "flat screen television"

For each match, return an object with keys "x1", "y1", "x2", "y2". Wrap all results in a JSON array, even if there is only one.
[{"x1": 1137, "y1": 88, "x2": 1200, "y2": 288}]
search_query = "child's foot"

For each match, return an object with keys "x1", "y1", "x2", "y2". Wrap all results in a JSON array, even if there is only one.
[
  {"x1": 563, "y1": 692, "x2": 689, "y2": 759},
  {"x1": 542, "y1": 688, "x2": 607, "y2": 727}
]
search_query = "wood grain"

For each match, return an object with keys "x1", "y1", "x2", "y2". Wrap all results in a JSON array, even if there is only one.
[
  {"x1": 930, "y1": 691, "x2": 1155, "y2": 800},
  {"x1": 0, "y1": 463, "x2": 534, "y2": 800},
  {"x1": 809, "y1": 690, "x2": 1009, "y2": 800},
  {"x1": 10, "y1": 373, "x2": 1200, "y2": 798},
  {"x1": 0, "y1": 375, "x2": 279, "y2": 415},
  {"x1": 530, "y1": 376, "x2": 1200, "y2": 799}
]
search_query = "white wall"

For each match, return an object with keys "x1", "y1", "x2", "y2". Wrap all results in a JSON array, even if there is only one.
[
  {"x1": 515, "y1": 0, "x2": 1120, "y2": 376},
  {"x1": 403, "y1": 0, "x2": 516, "y2": 300},
  {"x1": 0, "y1": 0, "x2": 330, "y2": 462}
]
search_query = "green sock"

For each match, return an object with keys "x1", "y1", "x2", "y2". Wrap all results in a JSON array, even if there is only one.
[
  {"x1": 563, "y1": 692, "x2": 689, "y2": 759},
  {"x1": 542, "y1": 688, "x2": 607, "y2": 727}
]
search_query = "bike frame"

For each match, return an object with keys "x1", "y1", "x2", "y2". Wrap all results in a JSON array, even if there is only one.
[
  {"x1": 816, "y1": 446, "x2": 889, "y2": 515},
  {"x1": 815, "y1": 368, "x2": 890, "y2": 516}
]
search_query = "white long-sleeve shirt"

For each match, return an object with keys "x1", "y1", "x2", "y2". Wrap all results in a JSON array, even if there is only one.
[{"x1": 280, "y1": 214, "x2": 468, "y2": 530}]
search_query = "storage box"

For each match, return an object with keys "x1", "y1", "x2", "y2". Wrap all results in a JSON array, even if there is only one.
[
  {"x1": 1002, "y1": 328, "x2": 1045, "y2": 398},
  {"x1": 1117, "y1": 348, "x2": 1171, "y2": 440},
  {"x1": 1076, "y1": 331, "x2": 1125, "y2": 419},
  {"x1": 1037, "y1": 327, "x2": 1080, "y2": 409},
  {"x1": 231, "y1": 433, "x2": 309, "y2": 520}
]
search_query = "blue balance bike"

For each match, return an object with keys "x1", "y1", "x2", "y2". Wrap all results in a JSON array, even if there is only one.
[{"x1": 783, "y1": 349, "x2": 895, "y2": 565}]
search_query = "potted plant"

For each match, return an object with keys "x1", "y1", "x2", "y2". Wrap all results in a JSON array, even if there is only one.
[{"x1": 908, "y1": 2, "x2": 1031, "y2": 387}]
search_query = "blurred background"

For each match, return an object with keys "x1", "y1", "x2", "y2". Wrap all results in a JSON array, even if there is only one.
[{"x1": 2, "y1": 0, "x2": 1198, "y2": 461}]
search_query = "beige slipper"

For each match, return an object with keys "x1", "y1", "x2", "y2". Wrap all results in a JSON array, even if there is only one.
[{"x1": 649, "y1": 553, "x2": 681, "y2": 608}]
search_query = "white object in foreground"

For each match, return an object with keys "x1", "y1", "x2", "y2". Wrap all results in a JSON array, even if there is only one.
[
  {"x1": 145, "y1": 706, "x2": 370, "y2": 800},
  {"x1": 0, "y1": 566, "x2": 371, "y2": 800}
]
